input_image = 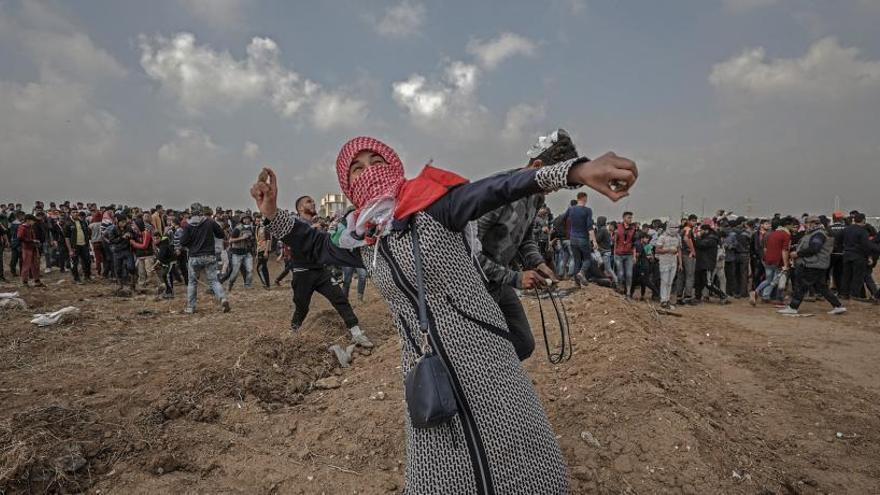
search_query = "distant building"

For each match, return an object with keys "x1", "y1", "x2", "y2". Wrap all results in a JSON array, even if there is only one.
[{"x1": 320, "y1": 192, "x2": 350, "y2": 218}]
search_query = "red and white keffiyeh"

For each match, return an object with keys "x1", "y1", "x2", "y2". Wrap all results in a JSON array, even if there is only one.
[{"x1": 336, "y1": 136, "x2": 406, "y2": 209}]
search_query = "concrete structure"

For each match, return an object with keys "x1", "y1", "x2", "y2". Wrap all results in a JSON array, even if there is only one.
[{"x1": 320, "y1": 192, "x2": 350, "y2": 219}]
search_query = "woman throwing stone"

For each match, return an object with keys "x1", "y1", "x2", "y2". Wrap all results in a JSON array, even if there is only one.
[{"x1": 251, "y1": 137, "x2": 637, "y2": 494}]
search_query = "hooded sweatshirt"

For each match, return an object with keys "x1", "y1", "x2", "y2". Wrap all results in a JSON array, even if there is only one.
[{"x1": 179, "y1": 215, "x2": 225, "y2": 257}]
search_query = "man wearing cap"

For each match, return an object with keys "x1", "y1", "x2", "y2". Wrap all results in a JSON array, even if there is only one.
[
  {"x1": 179, "y1": 202, "x2": 230, "y2": 313},
  {"x1": 476, "y1": 129, "x2": 577, "y2": 361},
  {"x1": 778, "y1": 216, "x2": 846, "y2": 315}
]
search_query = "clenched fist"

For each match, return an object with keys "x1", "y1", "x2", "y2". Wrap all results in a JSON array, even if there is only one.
[
  {"x1": 251, "y1": 167, "x2": 279, "y2": 221},
  {"x1": 567, "y1": 152, "x2": 638, "y2": 202}
]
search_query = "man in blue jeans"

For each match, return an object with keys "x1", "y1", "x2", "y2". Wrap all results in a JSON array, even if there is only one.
[
  {"x1": 226, "y1": 214, "x2": 255, "y2": 291},
  {"x1": 180, "y1": 203, "x2": 230, "y2": 314},
  {"x1": 560, "y1": 192, "x2": 598, "y2": 287},
  {"x1": 342, "y1": 266, "x2": 367, "y2": 302},
  {"x1": 614, "y1": 211, "x2": 638, "y2": 296}
]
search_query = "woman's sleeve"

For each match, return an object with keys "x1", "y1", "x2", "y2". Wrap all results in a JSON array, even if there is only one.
[
  {"x1": 266, "y1": 210, "x2": 364, "y2": 268},
  {"x1": 427, "y1": 157, "x2": 586, "y2": 232}
]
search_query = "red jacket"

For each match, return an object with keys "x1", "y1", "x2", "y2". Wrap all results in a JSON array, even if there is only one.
[
  {"x1": 130, "y1": 229, "x2": 153, "y2": 256},
  {"x1": 17, "y1": 223, "x2": 39, "y2": 249},
  {"x1": 614, "y1": 223, "x2": 637, "y2": 255}
]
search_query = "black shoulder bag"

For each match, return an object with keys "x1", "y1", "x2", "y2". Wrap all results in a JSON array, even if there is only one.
[{"x1": 403, "y1": 225, "x2": 459, "y2": 429}]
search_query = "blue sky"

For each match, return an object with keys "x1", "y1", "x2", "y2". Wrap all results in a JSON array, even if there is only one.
[{"x1": 1, "y1": 0, "x2": 879, "y2": 217}]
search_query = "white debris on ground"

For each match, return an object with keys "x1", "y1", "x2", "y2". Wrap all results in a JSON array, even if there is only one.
[{"x1": 30, "y1": 306, "x2": 80, "y2": 327}]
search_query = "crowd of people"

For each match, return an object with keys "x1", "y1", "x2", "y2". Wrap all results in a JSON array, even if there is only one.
[
  {"x1": 534, "y1": 203, "x2": 880, "y2": 314},
  {"x1": 1, "y1": 194, "x2": 877, "y2": 321}
]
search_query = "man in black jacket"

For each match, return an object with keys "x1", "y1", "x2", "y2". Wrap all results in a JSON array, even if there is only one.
[
  {"x1": 693, "y1": 224, "x2": 729, "y2": 304},
  {"x1": 64, "y1": 210, "x2": 92, "y2": 283},
  {"x1": 839, "y1": 213, "x2": 880, "y2": 300},
  {"x1": 287, "y1": 196, "x2": 372, "y2": 348},
  {"x1": 103, "y1": 213, "x2": 137, "y2": 295},
  {"x1": 180, "y1": 203, "x2": 230, "y2": 314}
]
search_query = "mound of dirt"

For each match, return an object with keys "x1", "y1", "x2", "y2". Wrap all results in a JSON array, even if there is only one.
[
  {"x1": 2, "y1": 260, "x2": 879, "y2": 494},
  {"x1": 0, "y1": 405, "x2": 144, "y2": 493}
]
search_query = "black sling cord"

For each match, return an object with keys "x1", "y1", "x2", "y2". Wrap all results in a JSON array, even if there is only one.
[{"x1": 534, "y1": 286, "x2": 573, "y2": 364}]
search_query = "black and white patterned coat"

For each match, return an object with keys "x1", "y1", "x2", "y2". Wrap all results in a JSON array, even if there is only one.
[{"x1": 268, "y1": 159, "x2": 583, "y2": 495}]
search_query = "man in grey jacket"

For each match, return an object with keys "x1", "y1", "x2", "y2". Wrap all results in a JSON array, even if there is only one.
[{"x1": 477, "y1": 129, "x2": 580, "y2": 360}]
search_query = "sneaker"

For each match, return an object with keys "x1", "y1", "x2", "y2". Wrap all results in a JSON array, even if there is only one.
[
  {"x1": 183, "y1": 307, "x2": 195, "y2": 314},
  {"x1": 777, "y1": 306, "x2": 798, "y2": 315},
  {"x1": 289, "y1": 322, "x2": 301, "y2": 335},
  {"x1": 221, "y1": 299, "x2": 231, "y2": 313},
  {"x1": 350, "y1": 326, "x2": 374, "y2": 348},
  {"x1": 748, "y1": 291, "x2": 757, "y2": 306},
  {"x1": 660, "y1": 301, "x2": 670, "y2": 309},
  {"x1": 828, "y1": 307, "x2": 847, "y2": 315},
  {"x1": 575, "y1": 273, "x2": 589, "y2": 287}
]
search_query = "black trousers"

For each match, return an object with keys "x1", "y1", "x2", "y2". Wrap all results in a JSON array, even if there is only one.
[
  {"x1": 0, "y1": 244, "x2": 4, "y2": 279},
  {"x1": 276, "y1": 260, "x2": 294, "y2": 283},
  {"x1": 840, "y1": 256, "x2": 868, "y2": 298},
  {"x1": 256, "y1": 252, "x2": 270, "y2": 287},
  {"x1": 112, "y1": 251, "x2": 136, "y2": 288},
  {"x1": 70, "y1": 244, "x2": 92, "y2": 281},
  {"x1": 487, "y1": 282, "x2": 534, "y2": 361},
  {"x1": 830, "y1": 254, "x2": 844, "y2": 291},
  {"x1": 10, "y1": 246, "x2": 21, "y2": 276},
  {"x1": 725, "y1": 259, "x2": 750, "y2": 297},
  {"x1": 159, "y1": 263, "x2": 175, "y2": 295},
  {"x1": 176, "y1": 251, "x2": 188, "y2": 284},
  {"x1": 695, "y1": 268, "x2": 727, "y2": 300},
  {"x1": 790, "y1": 266, "x2": 841, "y2": 309},
  {"x1": 291, "y1": 268, "x2": 358, "y2": 329},
  {"x1": 102, "y1": 243, "x2": 114, "y2": 278}
]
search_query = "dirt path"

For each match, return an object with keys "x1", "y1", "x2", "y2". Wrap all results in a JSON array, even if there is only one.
[{"x1": 2, "y1": 261, "x2": 879, "y2": 494}]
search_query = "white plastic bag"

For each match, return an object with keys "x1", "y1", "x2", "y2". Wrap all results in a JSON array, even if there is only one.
[{"x1": 30, "y1": 306, "x2": 80, "y2": 327}]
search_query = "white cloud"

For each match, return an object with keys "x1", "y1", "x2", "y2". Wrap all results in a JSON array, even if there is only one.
[
  {"x1": 375, "y1": 0, "x2": 426, "y2": 38},
  {"x1": 710, "y1": 37, "x2": 880, "y2": 99},
  {"x1": 139, "y1": 32, "x2": 364, "y2": 129},
  {"x1": 466, "y1": 32, "x2": 538, "y2": 69},
  {"x1": 392, "y1": 75, "x2": 448, "y2": 118},
  {"x1": 501, "y1": 103, "x2": 546, "y2": 142},
  {"x1": 140, "y1": 33, "x2": 317, "y2": 116},
  {"x1": 722, "y1": 0, "x2": 779, "y2": 13},
  {"x1": 179, "y1": 0, "x2": 245, "y2": 27},
  {"x1": 391, "y1": 61, "x2": 483, "y2": 121},
  {"x1": 391, "y1": 62, "x2": 489, "y2": 137},
  {"x1": 158, "y1": 128, "x2": 220, "y2": 166},
  {"x1": 312, "y1": 92, "x2": 368, "y2": 130},
  {"x1": 242, "y1": 141, "x2": 260, "y2": 159}
]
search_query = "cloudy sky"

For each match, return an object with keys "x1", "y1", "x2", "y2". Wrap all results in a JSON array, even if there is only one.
[{"x1": 1, "y1": 0, "x2": 879, "y2": 217}]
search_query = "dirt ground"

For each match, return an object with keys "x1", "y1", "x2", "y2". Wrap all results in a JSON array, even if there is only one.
[{"x1": 2, "y1": 258, "x2": 879, "y2": 494}]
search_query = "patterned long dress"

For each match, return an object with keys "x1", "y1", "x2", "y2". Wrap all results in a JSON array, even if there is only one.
[{"x1": 268, "y1": 159, "x2": 579, "y2": 494}]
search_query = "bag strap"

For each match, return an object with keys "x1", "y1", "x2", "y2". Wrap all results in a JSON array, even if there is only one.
[{"x1": 410, "y1": 225, "x2": 432, "y2": 351}]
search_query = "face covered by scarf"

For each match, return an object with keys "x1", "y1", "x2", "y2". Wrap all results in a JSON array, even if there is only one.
[
  {"x1": 336, "y1": 136, "x2": 406, "y2": 210},
  {"x1": 332, "y1": 136, "x2": 467, "y2": 249}
]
